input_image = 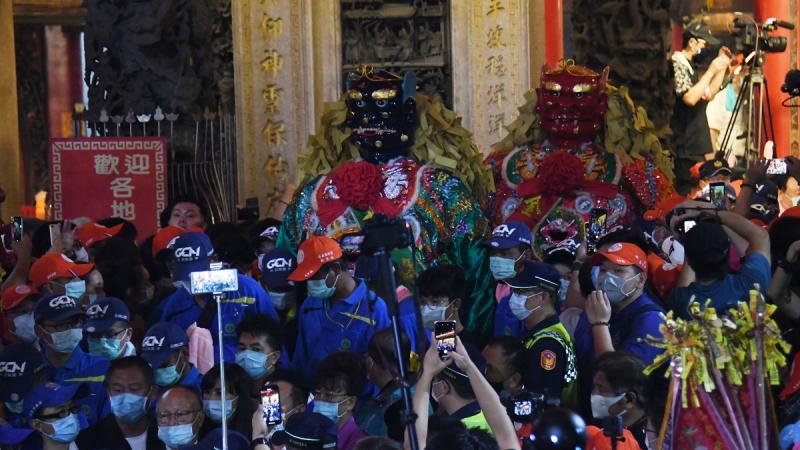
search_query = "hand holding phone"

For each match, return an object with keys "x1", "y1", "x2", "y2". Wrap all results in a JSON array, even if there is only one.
[
  {"x1": 434, "y1": 320, "x2": 456, "y2": 358},
  {"x1": 260, "y1": 384, "x2": 282, "y2": 426},
  {"x1": 767, "y1": 158, "x2": 788, "y2": 175},
  {"x1": 709, "y1": 182, "x2": 727, "y2": 210}
]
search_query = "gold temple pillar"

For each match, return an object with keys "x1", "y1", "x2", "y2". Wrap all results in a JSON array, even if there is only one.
[{"x1": 0, "y1": 0, "x2": 23, "y2": 218}]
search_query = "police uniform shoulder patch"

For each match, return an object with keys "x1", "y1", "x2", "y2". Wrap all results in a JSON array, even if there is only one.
[{"x1": 540, "y1": 349, "x2": 556, "y2": 371}]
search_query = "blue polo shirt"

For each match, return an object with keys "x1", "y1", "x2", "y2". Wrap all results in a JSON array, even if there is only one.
[
  {"x1": 493, "y1": 294, "x2": 524, "y2": 338},
  {"x1": 180, "y1": 366, "x2": 203, "y2": 393},
  {"x1": 292, "y1": 281, "x2": 390, "y2": 381},
  {"x1": 668, "y1": 253, "x2": 772, "y2": 319},
  {"x1": 160, "y1": 273, "x2": 278, "y2": 362},
  {"x1": 399, "y1": 297, "x2": 426, "y2": 354},
  {"x1": 43, "y1": 346, "x2": 110, "y2": 425}
]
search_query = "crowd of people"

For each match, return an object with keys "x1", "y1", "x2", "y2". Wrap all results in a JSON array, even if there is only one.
[
  {"x1": 2, "y1": 20, "x2": 800, "y2": 450},
  {"x1": 0, "y1": 151, "x2": 798, "y2": 450}
]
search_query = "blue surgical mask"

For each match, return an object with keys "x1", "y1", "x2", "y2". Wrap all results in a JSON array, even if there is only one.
[
  {"x1": 267, "y1": 290, "x2": 294, "y2": 310},
  {"x1": 601, "y1": 272, "x2": 641, "y2": 304},
  {"x1": 44, "y1": 413, "x2": 81, "y2": 443},
  {"x1": 421, "y1": 304, "x2": 450, "y2": 331},
  {"x1": 591, "y1": 265, "x2": 601, "y2": 289},
  {"x1": 158, "y1": 423, "x2": 197, "y2": 448},
  {"x1": 4, "y1": 399, "x2": 23, "y2": 415},
  {"x1": 88, "y1": 336, "x2": 126, "y2": 360},
  {"x1": 489, "y1": 256, "x2": 518, "y2": 280},
  {"x1": 110, "y1": 393, "x2": 149, "y2": 423},
  {"x1": 307, "y1": 273, "x2": 338, "y2": 299},
  {"x1": 314, "y1": 400, "x2": 344, "y2": 423},
  {"x1": 65, "y1": 279, "x2": 86, "y2": 301},
  {"x1": 155, "y1": 353, "x2": 183, "y2": 387},
  {"x1": 203, "y1": 398, "x2": 235, "y2": 423},
  {"x1": 235, "y1": 350, "x2": 273, "y2": 380},
  {"x1": 509, "y1": 293, "x2": 542, "y2": 320},
  {"x1": 46, "y1": 328, "x2": 83, "y2": 354},
  {"x1": 12, "y1": 312, "x2": 37, "y2": 343},
  {"x1": 559, "y1": 278, "x2": 570, "y2": 303}
]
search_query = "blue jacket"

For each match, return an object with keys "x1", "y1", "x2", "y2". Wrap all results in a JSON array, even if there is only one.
[
  {"x1": 292, "y1": 282, "x2": 390, "y2": 381},
  {"x1": 44, "y1": 346, "x2": 110, "y2": 425},
  {"x1": 161, "y1": 274, "x2": 278, "y2": 363}
]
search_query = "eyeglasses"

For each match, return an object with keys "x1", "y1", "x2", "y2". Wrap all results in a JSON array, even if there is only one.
[
  {"x1": 87, "y1": 328, "x2": 128, "y2": 340},
  {"x1": 420, "y1": 297, "x2": 452, "y2": 307},
  {"x1": 156, "y1": 409, "x2": 199, "y2": 425},
  {"x1": 37, "y1": 405, "x2": 78, "y2": 421},
  {"x1": 313, "y1": 390, "x2": 348, "y2": 402},
  {"x1": 40, "y1": 318, "x2": 82, "y2": 332},
  {"x1": 511, "y1": 288, "x2": 544, "y2": 298}
]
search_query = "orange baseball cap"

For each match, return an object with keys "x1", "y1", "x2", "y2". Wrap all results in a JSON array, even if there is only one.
[
  {"x1": 29, "y1": 252, "x2": 95, "y2": 288},
  {"x1": 1, "y1": 284, "x2": 39, "y2": 312},
  {"x1": 151, "y1": 225, "x2": 203, "y2": 257},
  {"x1": 591, "y1": 242, "x2": 648, "y2": 272},
  {"x1": 75, "y1": 222, "x2": 124, "y2": 249},
  {"x1": 647, "y1": 253, "x2": 682, "y2": 300},
  {"x1": 288, "y1": 236, "x2": 343, "y2": 282}
]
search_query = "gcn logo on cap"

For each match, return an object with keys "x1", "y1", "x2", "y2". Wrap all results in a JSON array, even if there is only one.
[
  {"x1": 49, "y1": 296, "x2": 76, "y2": 309},
  {"x1": 266, "y1": 258, "x2": 292, "y2": 271},
  {"x1": 86, "y1": 304, "x2": 108, "y2": 318},
  {"x1": 175, "y1": 246, "x2": 201, "y2": 260},
  {"x1": 493, "y1": 224, "x2": 516, "y2": 237},
  {"x1": 142, "y1": 336, "x2": 165, "y2": 350},
  {"x1": 0, "y1": 361, "x2": 26, "y2": 376}
]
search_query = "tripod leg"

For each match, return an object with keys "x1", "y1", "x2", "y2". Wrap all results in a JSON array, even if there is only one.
[{"x1": 763, "y1": 78, "x2": 777, "y2": 156}]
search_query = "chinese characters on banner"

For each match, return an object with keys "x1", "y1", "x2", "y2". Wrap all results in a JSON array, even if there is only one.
[
  {"x1": 485, "y1": 0, "x2": 509, "y2": 137},
  {"x1": 50, "y1": 138, "x2": 167, "y2": 239},
  {"x1": 260, "y1": 4, "x2": 286, "y2": 148}
]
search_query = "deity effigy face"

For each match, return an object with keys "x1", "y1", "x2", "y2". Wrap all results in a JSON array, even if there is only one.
[
  {"x1": 535, "y1": 61, "x2": 609, "y2": 147},
  {"x1": 345, "y1": 66, "x2": 417, "y2": 164}
]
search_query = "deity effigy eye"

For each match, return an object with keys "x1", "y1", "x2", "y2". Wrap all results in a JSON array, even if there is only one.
[
  {"x1": 572, "y1": 83, "x2": 593, "y2": 94},
  {"x1": 371, "y1": 89, "x2": 397, "y2": 100},
  {"x1": 347, "y1": 90, "x2": 364, "y2": 100}
]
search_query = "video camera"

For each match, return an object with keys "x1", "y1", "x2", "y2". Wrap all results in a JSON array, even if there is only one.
[
  {"x1": 356, "y1": 214, "x2": 414, "y2": 256},
  {"x1": 501, "y1": 390, "x2": 545, "y2": 425},
  {"x1": 732, "y1": 17, "x2": 793, "y2": 55}
]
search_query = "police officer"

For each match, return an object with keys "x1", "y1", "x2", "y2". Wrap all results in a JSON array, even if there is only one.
[
  {"x1": 506, "y1": 261, "x2": 578, "y2": 409},
  {"x1": 484, "y1": 220, "x2": 533, "y2": 338},
  {"x1": 288, "y1": 236, "x2": 390, "y2": 382}
]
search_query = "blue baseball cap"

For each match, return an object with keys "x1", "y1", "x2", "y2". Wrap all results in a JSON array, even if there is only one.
[
  {"x1": 259, "y1": 248, "x2": 296, "y2": 290},
  {"x1": 169, "y1": 232, "x2": 215, "y2": 283},
  {"x1": 34, "y1": 294, "x2": 84, "y2": 324},
  {"x1": 484, "y1": 221, "x2": 532, "y2": 250},
  {"x1": 188, "y1": 428, "x2": 251, "y2": 450},
  {"x1": 140, "y1": 322, "x2": 189, "y2": 368},
  {"x1": 84, "y1": 297, "x2": 130, "y2": 334},
  {"x1": 0, "y1": 423, "x2": 34, "y2": 445},
  {"x1": 23, "y1": 382, "x2": 89, "y2": 420},
  {"x1": 0, "y1": 343, "x2": 45, "y2": 403},
  {"x1": 505, "y1": 261, "x2": 562, "y2": 294},
  {"x1": 275, "y1": 411, "x2": 337, "y2": 449},
  {"x1": 754, "y1": 180, "x2": 779, "y2": 204}
]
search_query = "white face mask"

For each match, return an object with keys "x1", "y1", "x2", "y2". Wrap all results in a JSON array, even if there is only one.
[
  {"x1": 590, "y1": 393, "x2": 626, "y2": 419},
  {"x1": 646, "y1": 429, "x2": 659, "y2": 450},
  {"x1": 431, "y1": 380, "x2": 448, "y2": 403}
]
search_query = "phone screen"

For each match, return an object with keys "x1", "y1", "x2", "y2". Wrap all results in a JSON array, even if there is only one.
[
  {"x1": 709, "y1": 183, "x2": 727, "y2": 210},
  {"x1": 514, "y1": 400, "x2": 532, "y2": 417},
  {"x1": 683, "y1": 219, "x2": 697, "y2": 234},
  {"x1": 260, "y1": 385, "x2": 282, "y2": 426},
  {"x1": 766, "y1": 158, "x2": 787, "y2": 175},
  {"x1": 586, "y1": 208, "x2": 608, "y2": 255},
  {"x1": 340, "y1": 234, "x2": 365, "y2": 256},
  {"x1": 11, "y1": 217, "x2": 23, "y2": 242},
  {"x1": 434, "y1": 320, "x2": 456, "y2": 358}
]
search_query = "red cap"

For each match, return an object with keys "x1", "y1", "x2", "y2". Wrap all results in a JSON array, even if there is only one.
[
  {"x1": 75, "y1": 222, "x2": 124, "y2": 248},
  {"x1": 781, "y1": 206, "x2": 800, "y2": 220},
  {"x1": 151, "y1": 225, "x2": 203, "y2": 257},
  {"x1": 647, "y1": 253, "x2": 681, "y2": 300},
  {"x1": 643, "y1": 193, "x2": 686, "y2": 222},
  {"x1": 29, "y1": 252, "x2": 95, "y2": 288},
  {"x1": 1, "y1": 284, "x2": 39, "y2": 312},
  {"x1": 288, "y1": 236, "x2": 342, "y2": 282},
  {"x1": 591, "y1": 242, "x2": 648, "y2": 272}
]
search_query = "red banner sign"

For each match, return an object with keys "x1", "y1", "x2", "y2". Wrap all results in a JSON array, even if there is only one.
[{"x1": 50, "y1": 138, "x2": 168, "y2": 239}]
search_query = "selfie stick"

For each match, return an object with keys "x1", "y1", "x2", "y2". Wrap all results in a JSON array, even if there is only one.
[{"x1": 214, "y1": 290, "x2": 228, "y2": 450}]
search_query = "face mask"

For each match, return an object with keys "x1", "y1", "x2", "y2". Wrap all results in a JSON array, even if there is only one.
[
  {"x1": 158, "y1": 422, "x2": 197, "y2": 448},
  {"x1": 268, "y1": 290, "x2": 295, "y2": 310},
  {"x1": 509, "y1": 293, "x2": 543, "y2": 320},
  {"x1": 74, "y1": 247, "x2": 89, "y2": 263},
  {"x1": 235, "y1": 350, "x2": 274, "y2": 380},
  {"x1": 591, "y1": 266, "x2": 600, "y2": 289},
  {"x1": 12, "y1": 312, "x2": 37, "y2": 343},
  {"x1": 46, "y1": 328, "x2": 83, "y2": 354},
  {"x1": 421, "y1": 303, "x2": 450, "y2": 330},
  {"x1": 110, "y1": 393, "x2": 149, "y2": 423},
  {"x1": 65, "y1": 279, "x2": 86, "y2": 301},
  {"x1": 307, "y1": 273, "x2": 338, "y2": 299},
  {"x1": 88, "y1": 335, "x2": 126, "y2": 360},
  {"x1": 155, "y1": 354, "x2": 183, "y2": 387},
  {"x1": 602, "y1": 272, "x2": 641, "y2": 304},
  {"x1": 489, "y1": 256, "x2": 518, "y2": 280},
  {"x1": 590, "y1": 393, "x2": 626, "y2": 419},
  {"x1": 559, "y1": 279, "x2": 569, "y2": 303},
  {"x1": 204, "y1": 398, "x2": 235, "y2": 423},
  {"x1": 43, "y1": 413, "x2": 81, "y2": 443},
  {"x1": 314, "y1": 400, "x2": 344, "y2": 423},
  {"x1": 431, "y1": 380, "x2": 448, "y2": 403},
  {"x1": 4, "y1": 399, "x2": 23, "y2": 415}
]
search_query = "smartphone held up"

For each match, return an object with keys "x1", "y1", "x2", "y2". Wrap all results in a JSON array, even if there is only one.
[{"x1": 434, "y1": 320, "x2": 456, "y2": 358}]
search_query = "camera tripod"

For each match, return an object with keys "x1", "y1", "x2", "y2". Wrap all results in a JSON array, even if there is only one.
[{"x1": 719, "y1": 51, "x2": 777, "y2": 168}]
